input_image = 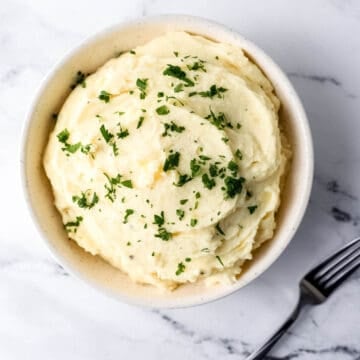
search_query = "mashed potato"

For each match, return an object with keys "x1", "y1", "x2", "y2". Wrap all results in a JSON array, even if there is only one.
[{"x1": 44, "y1": 31, "x2": 289, "y2": 289}]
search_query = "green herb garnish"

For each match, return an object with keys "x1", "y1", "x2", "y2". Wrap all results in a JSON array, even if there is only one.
[
  {"x1": 137, "y1": 116, "x2": 145, "y2": 129},
  {"x1": 98, "y1": 90, "x2": 111, "y2": 103},
  {"x1": 202, "y1": 173, "x2": 216, "y2": 189},
  {"x1": 235, "y1": 149, "x2": 243, "y2": 160},
  {"x1": 70, "y1": 70, "x2": 87, "y2": 89},
  {"x1": 176, "y1": 209, "x2": 185, "y2": 220},
  {"x1": 64, "y1": 216, "x2": 83, "y2": 233},
  {"x1": 175, "y1": 262, "x2": 186, "y2": 275},
  {"x1": 153, "y1": 211, "x2": 165, "y2": 226},
  {"x1": 199, "y1": 84, "x2": 227, "y2": 98},
  {"x1": 163, "y1": 152, "x2": 180, "y2": 171},
  {"x1": 190, "y1": 218, "x2": 198, "y2": 227},
  {"x1": 156, "y1": 105, "x2": 170, "y2": 115},
  {"x1": 100, "y1": 124, "x2": 118, "y2": 156},
  {"x1": 190, "y1": 158, "x2": 201, "y2": 177},
  {"x1": 136, "y1": 78, "x2": 148, "y2": 99},
  {"x1": 187, "y1": 61, "x2": 206, "y2": 72},
  {"x1": 224, "y1": 176, "x2": 245, "y2": 198},
  {"x1": 248, "y1": 205, "x2": 258, "y2": 214},
  {"x1": 104, "y1": 173, "x2": 133, "y2": 202},
  {"x1": 123, "y1": 209, "x2": 134, "y2": 223},
  {"x1": 162, "y1": 121, "x2": 185, "y2": 137},
  {"x1": 163, "y1": 64, "x2": 194, "y2": 86},
  {"x1": 72, "y1": 191, "x2": 99, "y2": 209},
  {"x1": 57, "y1": 129, "x2": 91, "y2": 155},
  {"x1": 174, "y1": 83, "x2": 184, "y2": 93},
  {"x1": 155, "y1": 227, "x2": 172, "y2": 241},
  {"x1": 205, "y1": 108, "x2": 232, "y2": 130},
  {"x1": 174, "y1": 173, "x2": 192, "y2": 187},
  {"x1": 116, "y1": 126, "x2": 129, "y2": 139}
]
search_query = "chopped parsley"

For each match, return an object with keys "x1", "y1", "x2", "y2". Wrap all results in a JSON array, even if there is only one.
[
  {"x1": 70, "y1": 70, "x2": 87, "y2": 89},
  {"x1": 64, "y1": 216, "x2": 83, "y2": 233},
  {"x1": 137, "y1": 116, "x2": 145, "y2": 129},
  {"x1": 173, "y1": 51, "x2": 179, "y2": 57},
  {"x1": 153, "y1": 211, "x2": 172, "y2": 240},
  {"x1": 163, "y1": 64, "x2": 194, "y2": 86},
  {"x1": 157, "y1": 91, "x2": 164, "y2": 98},
  {"x1": 248, "y1": 205, "x2": 258, "y2": 214},
  {"x1": 174, "y1": 83, "x2": 184, "y2": 93},
  {"x1": 205, "y1": 108, "x2": 233, "y2": 130},
  {"x1": 174, "y1": 173, "x2": 192, "y2": 187},
  {"x1": 72, "y1": 191, "x2": 99, "y2": 209},
  {"x1": 224, "y1": 176, "x2": 245, "y2": 198},
  {"x1": 57, "y1": 129, "x2": 92, "y2": 155},
  {"x1": 235, "y1": 149, "x2": 243, "y2": 160},
  {"x1": 190, "y1": 218, "x2": 198, "y2": 227},
  {"x1": 163, "y1": 152, "x2": 180, "y2": 171},
  {"x1": 104, "y1": 173, "x2": 133, "y2": 202},
  {"x1": 199, "y1": 84, "x2": 227, "y2": 98},
  {"x1": 162, "y1": 121, "x2": 185, "y2": 137},
  {"x1": 136, "y1": 78, "x2": 148, "y2": 99},
  {"x1": 180, "y1": 199, "x2": 188, "y2": 205},
  {"x1": 129, "y1": 50, "x2": 136, "y2": 55},
  {"x1": 187, "y1": 61, "x2": 206, "y2": 72},
  {"x1": 155, "y1": 227, "x2": 172, "y2": 241},
  {"x1": 185, "y1": 257, "x2": 192, "y2": 262},
  {"x1": 215, "y1": 223, "x2": 225, "y2": 235},
  {"x1": 227, "y1": 160, "x2": 239, "y2": 176},
  {"x1": 98, "y1": 90, "x2": 111, "y2": 103},
  {"x1": 176, "y1": 209, "x2": 185, "y2": 220},
  {"x1": 156, "y1": 105, "x2": 170, "y2": 115},
  {"x1": 100, "y1": 124, "x2": 114, "y2": 143},
  {"x1": 216, "y1": 255, "x2": 224, "y2": 267},
  {"x1": 116, "y1": 125, "x2": 129, "y2": 139},
  {"x1": 123, "y1": 209, "x2": 134, "y2": 223},
  {"x1": 153, "y1": 211, "x2": 165, "y2": 226},
  {"x1": 202, "y1": 173, "x2": 216, "y2": 189},
  {"x1": 195, "y1": 192, "x2": 201, "y2": 199},
  {"x1": 175, "y1": 262, "x2": 186, "y2": 275},
  {"x1": 190, "y1": 158, "x2": 201, "y2": 177},
  {"x1": 100, "y1": 124, "x2": 118, "y2": 156}
]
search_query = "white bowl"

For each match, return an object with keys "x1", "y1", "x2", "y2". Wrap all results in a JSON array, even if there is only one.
[{"x1": 21, "y1": 15, "x2": 314, "y2": 308}]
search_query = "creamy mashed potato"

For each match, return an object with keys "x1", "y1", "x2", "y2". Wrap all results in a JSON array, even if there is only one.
[{"x1": 44, "y1": 32, "x2": 289, "y2": 289}]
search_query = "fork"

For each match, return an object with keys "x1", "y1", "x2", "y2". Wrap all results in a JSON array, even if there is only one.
[{"x1": 247, "y1": 237, "x2": 360, "y2": 360}]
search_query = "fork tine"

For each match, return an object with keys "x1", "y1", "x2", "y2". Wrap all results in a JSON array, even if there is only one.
[
  {"x1": 316, "y1": 244, "x2": 360, "y2": 284},
  {"x1": 322, "y1": 256, "x2": 360, "y2": 296},
  {"x1": 305, "y1": 237, "x2": 360, "y2": 280}
]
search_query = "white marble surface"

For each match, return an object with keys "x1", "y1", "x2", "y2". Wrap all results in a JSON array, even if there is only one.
[{"x1": 1, "y1": 0, "x2": 360, "y2": 359}]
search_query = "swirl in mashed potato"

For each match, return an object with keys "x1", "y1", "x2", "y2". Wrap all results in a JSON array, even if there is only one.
[{"x1": 44, "y1": 31, "x2": 289, "y2": 289}]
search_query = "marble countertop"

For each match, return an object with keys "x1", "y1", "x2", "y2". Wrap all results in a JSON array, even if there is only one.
[{"x1": 1, "y1": 0, "x2": 360, "y2": 358}]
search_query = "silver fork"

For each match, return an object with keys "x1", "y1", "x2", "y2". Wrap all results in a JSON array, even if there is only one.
[{"x1": 247, "y1": 237, "x2": 360, "y2": 360}]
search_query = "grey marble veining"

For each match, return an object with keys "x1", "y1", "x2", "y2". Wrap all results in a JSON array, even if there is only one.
[{"x1": 1, "y1": 0, "x2": 360, "y2": 359}]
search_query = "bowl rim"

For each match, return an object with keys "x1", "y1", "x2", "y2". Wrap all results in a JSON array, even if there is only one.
[{"x1": 20, "y1": 14, "x2": 314, "y2": 308}]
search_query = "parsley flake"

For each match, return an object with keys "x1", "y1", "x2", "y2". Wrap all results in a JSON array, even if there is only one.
[
  {"x1": 163, "y1": 64, "x2": 194, "y2": 86},
  {"x1": 162, "y1": 121, "x2": 185, "y2": 137},
  {"x1": 175, "y1": 262, "x2": 186, "y2": 275},
  {"x1": 64, "y1": 216, "x2": 83, "y2": 233},
  {"x1": 98, "y1": 90, "x2": 111, "y2": 103},
  {"x1": 72, "y1": 191, "x2": 99, "y2": 209},
  {"x1": 123, "y1": 209, "x2": 134, "y2": 223},
  {"x1": 163, "y1": 152, "x2": 180, "y2": 171},
  {"x1": 248, "y1": 205, "x2": 258, "y2": 214},
  {"x1": 156, "y1": 105, "x2": 170, "y2": 115}
]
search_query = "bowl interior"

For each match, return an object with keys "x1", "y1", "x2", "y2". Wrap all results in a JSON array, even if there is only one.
[{"x1": 22, "y1": 16, "x2": 313, "y2": 308}]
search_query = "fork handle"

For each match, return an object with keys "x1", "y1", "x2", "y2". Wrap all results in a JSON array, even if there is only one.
[{"x1": 246, "y1": 300, "x2": 302, "y2": 360}]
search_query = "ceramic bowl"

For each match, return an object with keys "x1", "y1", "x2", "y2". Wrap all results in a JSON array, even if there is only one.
[{"x1": 21, "y1": 15, "x2": 314, "y2": 308}]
